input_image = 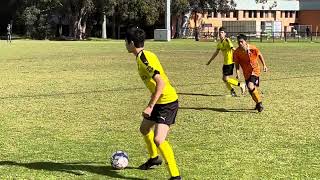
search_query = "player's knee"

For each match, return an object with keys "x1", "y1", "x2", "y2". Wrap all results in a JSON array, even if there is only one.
[
  {"x1": 139, "y1": 126, "x2": 149, "y2": 135},
  {"x1": 154, "y1": 136, "x2": 165, "y2": 146},
  {"x1": 247, "y1": 83, "x2": 255, "y2": 91},
  {"x1": 222, "y1": 76, "x2": 228, "y2": 82}
]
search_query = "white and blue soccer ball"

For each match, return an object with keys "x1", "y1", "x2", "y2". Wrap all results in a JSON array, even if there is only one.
[{"x1": 110, "y1": 150, "x2": 129, "y2": 170}]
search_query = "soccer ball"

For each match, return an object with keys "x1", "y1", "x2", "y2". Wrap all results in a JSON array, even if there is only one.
[{"x1": 110, "y1": 150, "x2": 129, "y2": 170}]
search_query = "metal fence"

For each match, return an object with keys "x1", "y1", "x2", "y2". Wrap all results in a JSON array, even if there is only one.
[{"x1": 180, "y1": 28, "x2": 320, "y2": 43}]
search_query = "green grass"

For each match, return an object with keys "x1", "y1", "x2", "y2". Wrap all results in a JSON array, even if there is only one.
[{"x1": 0, "y1": 39, "x2": 319, "y2": 179}]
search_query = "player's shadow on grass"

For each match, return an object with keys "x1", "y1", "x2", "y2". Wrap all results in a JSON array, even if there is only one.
[
  {"x1": 178, "y1": 92, "x2": 225, "y2": 97},
  {"x1": 179, "y1": 107, "x2": 256, "y2": 113},
  {"x1": 0, "y1": 161, "x2": 145, "y2": 180}
]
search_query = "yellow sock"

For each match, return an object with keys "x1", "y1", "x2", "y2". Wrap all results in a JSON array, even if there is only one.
[
  {"x1": 158, "y1": 141, "x2": 180, "y2": 177},
  {"x1": 250, "y1": 88, "x2": 262, "y2": 103},
  {"x1": 224, "y1": 82, "x2": 233, "y2": 91},
  {"x1": 227, "y1": 78, "x2": 239, "y2": 86},
  {"x1": 143, "y1": 131, "x2": 158, "y2": 158}
]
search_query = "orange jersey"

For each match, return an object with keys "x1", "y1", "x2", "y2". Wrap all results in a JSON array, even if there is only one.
[{"x1": 233, "y1": 44, "x2": 261, "y2": 80}]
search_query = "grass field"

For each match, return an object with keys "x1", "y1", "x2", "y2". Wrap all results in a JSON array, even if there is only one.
[{"x1": 0, "y1": 39, "x2": 319, "y2": 179}]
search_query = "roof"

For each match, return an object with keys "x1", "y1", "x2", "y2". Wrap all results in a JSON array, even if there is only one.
[{"x1": 234, "y1": 0, "x2": 299, "y2": 11}]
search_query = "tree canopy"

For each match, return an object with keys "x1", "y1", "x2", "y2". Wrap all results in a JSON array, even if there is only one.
[{"x1": 9, "y1": 0, "x2": 236, "y2": 39}]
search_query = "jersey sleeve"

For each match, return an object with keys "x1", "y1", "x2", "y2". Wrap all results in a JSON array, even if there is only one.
[
  {"x1": 139, "y1": 52, "x2": 160, "y2": 78},
  {"x1": 217, "y1": 42, "x2": 221, "y2": 50}
]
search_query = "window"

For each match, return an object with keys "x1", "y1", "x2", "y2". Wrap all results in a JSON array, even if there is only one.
[
  {"x1": 253, "y1": 11, "x2": 257, "y2": 18},
  {"x1": 285, "y1": 11, "x2": 289, "y2": 18},
  {"x1": 260, "y1": 11, "x2": 264, "y2": 18},
  {"x1": 213, "y1": 11, "x2": 218, "y2": 18},
  {"x1": 249, "y1": 11, "x2": 253, "y2": 18},
  {"x1": 207, "y1": 12, "x2": 212, "y2": 18},
  {"x1": 234, "y1": 11, "x2": 238, "y2": 18},
  {"x1": 290, "y1": 11, "x2": 293, "y2": 18},
  {"x1": 226, "y1": 12, "x2": 230, "y2": 18},
  {"x1": 296, "y1": 11, "x2": 299, "y2": 19}
]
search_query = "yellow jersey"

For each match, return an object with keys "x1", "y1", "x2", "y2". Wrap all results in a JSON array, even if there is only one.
[
  {"x1": 136, "y1": 50, "x2": 178, "y2": 104},
  {"x1": 217, "y1": 38, "x2": 234, "y2": 65}
]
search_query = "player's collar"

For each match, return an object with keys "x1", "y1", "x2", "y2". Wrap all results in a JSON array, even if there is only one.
[{"x1": 136, "y1": 49, "x2": 144, "y2": 57}]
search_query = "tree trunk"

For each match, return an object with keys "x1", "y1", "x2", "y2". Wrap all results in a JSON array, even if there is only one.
[
  {"x1": 181, "y1": 11, "x2": 191, "y2": 37},
  {"x1": 77, "y1": 18, "x2": 82, "y2": 39},
  {"x1": 112, "y1": 13, "x2": 116, "y2": 39},
  {"x1": 102, "y1": 14, "x2": 107, "y2": 39}
]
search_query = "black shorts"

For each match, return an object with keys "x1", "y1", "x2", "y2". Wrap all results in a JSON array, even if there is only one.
[
  {"x1": 246, "y1": 75, "x2": 260, "y2": 87},
  {"x1": 146, "y1": 100, "x2": 179, "y2": 125},
  {"x1": 222, "y1": 64, "x2": 234, "y2": 76}
]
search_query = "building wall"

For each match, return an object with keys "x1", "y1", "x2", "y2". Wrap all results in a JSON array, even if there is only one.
[
  {"x1": 298, "y1": 10, "x2": 320, "y2": 32},
  {"x1": 187, "y1": 0, "x2": 320, "y2": 34},
  {"x1": 189, "y1": 10, "x2": 298, "y2": 33}
]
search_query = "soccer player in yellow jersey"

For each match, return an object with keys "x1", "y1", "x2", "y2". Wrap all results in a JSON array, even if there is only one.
[
  {"x1": 206, "y1": 27, "x2": 246, "y2": 96},
  {"x1": 125, "y1": 27, "x2": 182, "y2": 180}
]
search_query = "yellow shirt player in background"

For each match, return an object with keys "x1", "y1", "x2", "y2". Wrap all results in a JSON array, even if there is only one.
[
  {"x1": 125, "y1": 27, "x2": 182, "y2": 180},
  {"x1": 206, "y1": 27, "x2": 246, "y2": 96}
]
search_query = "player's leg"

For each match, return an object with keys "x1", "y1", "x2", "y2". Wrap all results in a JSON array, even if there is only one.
[
  {"x1": 139, "y1": 118, "x2": 162, "y2": 169},
  {"x1": 223, "y1": 64, "x2": 245, "y2": 96},
  {"x1": 155, "y1": 124, "x2": 181, "y2": 179},
  {"x1": 247, "y1": 76, "x2": 263, "y2": 112},
  {"x1": 223, "y1": 75, "x2": 236, "y2": 96},
  {"x1": 154, "y1": 101, "x2": 181, "y2": 179}
]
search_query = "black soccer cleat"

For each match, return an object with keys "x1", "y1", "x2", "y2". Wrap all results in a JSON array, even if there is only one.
[
  {"x1": 169, "y1": 176, "x2": 182, "y2": 180},
  {"x1": 255, "y1": 102, "x2": 264, "y2": 112},
  {"x1": 138, "y1": 156, "x2": 162, "y2": 170},
  {"x1": 231, "y1": 89, "x2": 237, "y2": 97}
]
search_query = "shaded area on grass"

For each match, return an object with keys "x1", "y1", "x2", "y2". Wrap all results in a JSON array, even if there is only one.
[
  {"x1": 179, "y1": 107, "x2": 256, "y2": 113},
  {"x1": 0, "y1": 161, "x2": 145, "y2": 179}
]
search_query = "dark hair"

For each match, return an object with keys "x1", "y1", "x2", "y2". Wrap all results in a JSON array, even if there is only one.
[
  {"x1": 219, "y1": 27, "x2": 226, "y2": 32},
  {"x1": 125, "y1": 27, "x2": 145, "y2": 48},
  {"x1": 237, "y1": 34, "x2": 247, "y2": 41}
]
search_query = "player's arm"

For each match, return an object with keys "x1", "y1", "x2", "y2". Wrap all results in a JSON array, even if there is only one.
[
  {"x1": 142, "y1": 73, "x2": 165, "y2": 118},
  {"x1": 206, "y1": 49, "x2": 219, "y2": 65},
  {"x1": 235, "y1": 62, "x2": 241, "y2": 80},
  {"x1": 258, "y1": 53, "x2": 268, "y2": 72},
  {"x1": 227, "y1": 38, "x2": 236, "y2": 51},
  {"x1": 233, "y1": 52, "x2": 241, "y2": 79}
]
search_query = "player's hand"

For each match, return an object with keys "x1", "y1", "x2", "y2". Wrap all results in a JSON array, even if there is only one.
[
  {"x1": 142, "y1": 106, "x2": 153, "y2": 118},
  {"x1": 263, "y1": 66, "x2": 268, "y2": 72}
]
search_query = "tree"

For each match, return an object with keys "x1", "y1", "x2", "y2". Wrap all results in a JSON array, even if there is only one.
[
  {"x1": 255, "y1": 0, "x2": 277, "y2": 10},
  {"x1": 58, "y1": 0, "x2": 95, "y2": 39},
  {"x1": 171, "y1": 0, "x2": 236, "y2": 38},
  {"x1": 16, "y1": 0, "x2": 61, "y2": 39}
]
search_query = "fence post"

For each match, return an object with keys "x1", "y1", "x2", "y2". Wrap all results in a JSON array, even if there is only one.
[
  {"x1": 272, "y1": 31, "x2": 275, "y2": 43},
  {"x1": 284, "y1": 31, "x2": 286, "y2": 42}
]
